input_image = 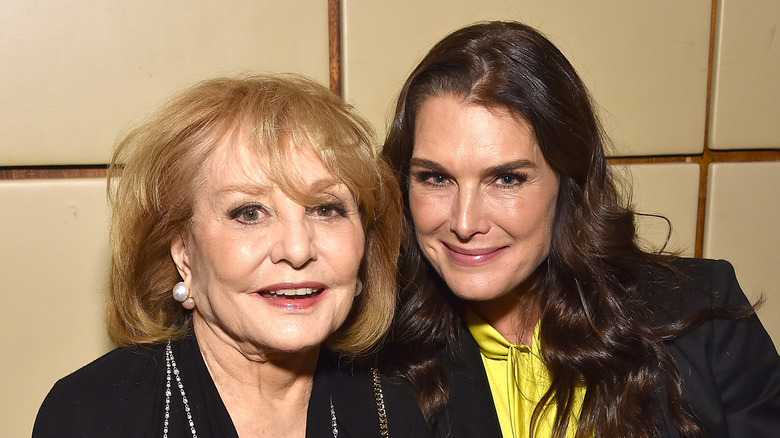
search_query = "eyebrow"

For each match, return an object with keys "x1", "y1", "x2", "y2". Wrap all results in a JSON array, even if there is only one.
[
  {"x1": 408, "y1": 158, "x2": 446, "y2": 172},
  {"x1": 409, "y1": 158, "x2": 537, "y2": 174}
]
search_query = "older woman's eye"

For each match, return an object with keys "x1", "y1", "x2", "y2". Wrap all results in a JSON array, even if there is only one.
[
  {"x1": 242, "y1": 209, "x2": 261, "y2": 222},
  {"x1": 309, "y1": 203, "x2": 348, "y2": 218},
  {"x1": 229, "y1": 204, "x2": 267, "y2": 224}
]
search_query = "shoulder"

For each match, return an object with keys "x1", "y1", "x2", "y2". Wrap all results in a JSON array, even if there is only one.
[
  {"x1": 45, "y1": 343, "x2": 164, "y2": 403},
  {"x1": 670, "y1": 257, "x2": 741, "y2": 300},
  {"x1": 33, "y1": 343, "x2": 165, "y2": 437},
  {"x1": 659, "y1": 258, "x2": 780, "y2": 436},
  {"x1": 647, "y1": 257, "x2": 747, "y2": 322}
]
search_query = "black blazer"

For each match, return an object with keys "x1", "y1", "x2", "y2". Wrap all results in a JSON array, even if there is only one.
[
  {"x1": 431, "y1": 258, "x2": 780, "y2": 437},
  {"x1": 33, "y1": 334, "x2": 429, "y2": 437}
]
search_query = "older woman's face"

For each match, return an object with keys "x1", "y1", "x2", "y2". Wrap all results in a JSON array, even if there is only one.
[
  {"x1": 172, "y1": 138, "x2": 364, "y2": 357},
  {"x1": 409, "y1": 95, "x2": 559, "y2": 308}
]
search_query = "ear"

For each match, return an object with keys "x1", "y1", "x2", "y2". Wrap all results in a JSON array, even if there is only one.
[{"x1": 170, "y1": 232, "x2": 192, "y2": 283}]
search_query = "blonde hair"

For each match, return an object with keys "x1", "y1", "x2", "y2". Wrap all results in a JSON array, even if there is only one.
[{"x1": 107, "y1": 74, "x2": 401, "y2": 355}]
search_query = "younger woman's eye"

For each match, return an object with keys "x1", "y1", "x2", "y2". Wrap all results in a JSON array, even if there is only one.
[
  {"x1": 495, "y1": 173, "x2": 528, "y2": 186},
  {"x1": 429, "y1": 174, "x2": 446, "y2": 184},
  {"x1": 412, "y1": 170, "x2": 449, "y2": 186}
]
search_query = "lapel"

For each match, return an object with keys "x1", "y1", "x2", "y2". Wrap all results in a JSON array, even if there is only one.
[{"x1": 433, "y1": 324, "x2": 503, "y2": 438}]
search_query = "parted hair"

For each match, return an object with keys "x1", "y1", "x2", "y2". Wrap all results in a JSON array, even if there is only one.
[
  {"x1": 107, "y1": 73, "x2": 401, "y2": 356},
  {"x1": 380, "y1": 21, "x2": 704, "y2": 438}
]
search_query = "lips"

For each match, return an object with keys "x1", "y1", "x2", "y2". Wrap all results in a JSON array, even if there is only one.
[
  {"x1": 254, "y1": 282, "x2": 328, "y2": 310},
  {"x1": 443, "y1": 243, "x2": 507, "y2": 265}
]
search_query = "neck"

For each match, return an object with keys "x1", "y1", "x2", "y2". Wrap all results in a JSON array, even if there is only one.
[
  {"x1": 192, "y1": 317, "x2": 318, "y2": 437},
  {"x1": 468, "y1": 295, "x2": 539, "y2": 345},
  {"x1": 465, "y1": 266, "x2": 544, "y2": 345}
]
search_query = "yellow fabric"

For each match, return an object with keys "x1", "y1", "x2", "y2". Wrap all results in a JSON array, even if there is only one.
[{"x1": 465, "y1": 309, "x2": 586, "y2": 438}]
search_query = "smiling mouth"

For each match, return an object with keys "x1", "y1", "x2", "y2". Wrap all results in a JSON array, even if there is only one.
[
  {"x1": 259, "y1": 287, "x2": 324, "y2": 299},
  {"x1": 443, "y1": 243, "x2": 507, "y2": 265}
]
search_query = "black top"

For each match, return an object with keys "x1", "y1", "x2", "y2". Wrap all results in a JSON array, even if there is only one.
[
  {"x1": 431, "y1": 258, "x2": 780, "y2": 437},
  {"x1": 33, "y1": 334, "x2": 429, "y2": 437}
]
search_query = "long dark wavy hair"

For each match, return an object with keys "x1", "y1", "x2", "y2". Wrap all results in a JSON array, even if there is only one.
[{"x1": 380, "y1": 21, "x2": 705, "y2": 438}]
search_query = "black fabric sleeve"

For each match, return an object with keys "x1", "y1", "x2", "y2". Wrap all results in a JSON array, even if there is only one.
[{"x1": 668, "y1": 258, "x2": 780, "y2": 437}]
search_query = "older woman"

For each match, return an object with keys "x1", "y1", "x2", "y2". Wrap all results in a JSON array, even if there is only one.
[
  {"x1": 380, "y1": 21, "x2": 780, "y2": 438},
  {"x1": 33, "y1": 74, "x2": 426, "y2": 437}
]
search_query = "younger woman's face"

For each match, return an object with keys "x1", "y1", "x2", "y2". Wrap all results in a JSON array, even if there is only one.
[{"x1": 409, "y1": 95, "x2": 559, "y2": 310}]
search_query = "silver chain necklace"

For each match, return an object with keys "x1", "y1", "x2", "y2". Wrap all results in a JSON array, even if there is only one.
[
  {"x1": 162, "y1": 342, "x2": 345, "y2": 437},
  {"x1": 164, "y1": 342, "x2": 198, "y2": 438}
]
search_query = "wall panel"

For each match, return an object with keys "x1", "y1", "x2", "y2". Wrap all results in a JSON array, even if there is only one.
[
  {"x1": 0, "y1": 179, "x2": 113, "y2": 437},
  {"x1": 613, "y1": 163, "x2": 699, "y2": 256},
  {"x1": 709, "y1": 0, "x2": 780, "y2": 150},
  {"x1": 704, "y1": 162, "x2": 780, "y2": 348}
]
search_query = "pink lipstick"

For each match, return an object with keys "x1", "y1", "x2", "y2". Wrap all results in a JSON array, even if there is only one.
[{"x1": 443, "y1": 243, "x2": 507, "y2": 266}]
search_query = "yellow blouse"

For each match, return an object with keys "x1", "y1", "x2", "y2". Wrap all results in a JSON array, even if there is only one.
[{"x1": 465, "y1": 309, "x2": 586, "y2": 438}]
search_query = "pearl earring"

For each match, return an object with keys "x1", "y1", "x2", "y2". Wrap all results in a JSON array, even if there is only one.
[
  {"x1": 172, "y1": 282, "x2": 189, "y2": 302},
  {"x1": 355, "y1": 279, "x2": 363, "y2": 297},
  {"x1": 182, "y1": 297, "x2": 195, "y2": 310},
  {"x1": 172, "y1": 282, "x2": 195, "y2": 309}
]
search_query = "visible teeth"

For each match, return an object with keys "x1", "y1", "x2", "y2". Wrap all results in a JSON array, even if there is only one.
[{"x1": 271, "y1": 288, "x2": 315, "y2": 296}]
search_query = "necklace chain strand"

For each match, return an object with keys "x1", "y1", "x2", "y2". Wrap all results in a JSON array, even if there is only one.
[
  {"x1": 164, "y1": 342, "x2": 198, "y2": 438},
  {"x1": 371, "y1": 368, "x2": 389, "y2": 437},
  {"x1": 330, "y1": 397, "x2": 338, "y2": 437}
]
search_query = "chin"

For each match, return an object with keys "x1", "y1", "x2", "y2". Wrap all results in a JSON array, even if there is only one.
[
  {"x1": 444, "y1": 277, "x2": 507, "y2": 302},
  {"x1": 452, "y1": 289, "x2": 505, "y2": 303},
  {"x1": 272, "y1": 330, "x2": 333, "y2": 353},
  {"x1": 266, "y1": 338, "x2": 325, "y2": 355}
]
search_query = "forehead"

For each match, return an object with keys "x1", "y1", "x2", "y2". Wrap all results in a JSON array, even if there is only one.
[{"x1": 413, "y1": 95, "x2": 542, "y2": 164}]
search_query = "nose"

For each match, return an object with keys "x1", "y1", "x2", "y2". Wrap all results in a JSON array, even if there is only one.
[
  {"x1": 269, "y1": 216, "x2": 317, "y2": 268},
  {"x1": 449, "y1": 185, "x2": 489, "y2": 239}
]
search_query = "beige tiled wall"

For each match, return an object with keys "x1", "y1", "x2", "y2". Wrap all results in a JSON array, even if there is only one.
[
  {"x1": 704, "y1": 162, "x2": 780, "y2": 348},
  {"x1": 0, "y1": 179, "x2": 113, "y2": 437},
  {"x1": 613, "y1": 163, "x2": 700, "y2": 256},
  {"x1": 0, "y1": 0, "x2": 329, "y2": 166},
  {"x1": 343, "y1": 0, "x2": 711, "y2": 155},
  {"x1": 709, "y1": 0, "x2": 780, "y2": 150}
]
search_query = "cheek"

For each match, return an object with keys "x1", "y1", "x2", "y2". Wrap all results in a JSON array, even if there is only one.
[
  {"x1": 191, "y1": 234, "x2": 268, "y2": 283},
  {"x1": 317, "y1": 224, "x2": 365, "y2": 273},
  {"x1": 409, "y1": 189, "x2": 449, "y2": 232},
  {"x1": 484, "y1": 193, "x2": 556, "y2": 238}
]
